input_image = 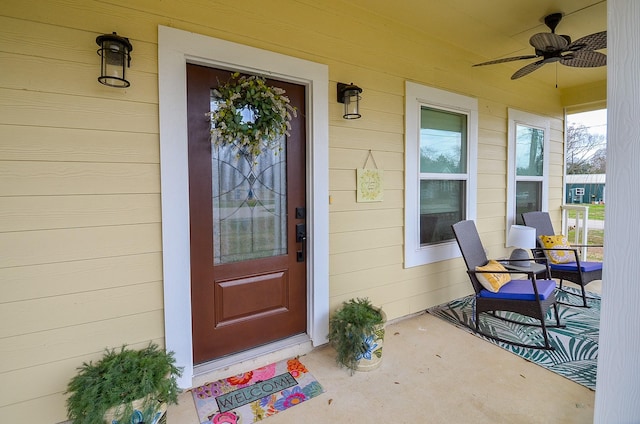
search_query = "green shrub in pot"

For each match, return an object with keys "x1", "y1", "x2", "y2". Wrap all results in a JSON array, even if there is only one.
[
  {"x1": 65, "y1": 343, "x2": 182, "y2": 424},
  {"x1": 328, "y1": 297, "x2": 386, "y2": 374}
]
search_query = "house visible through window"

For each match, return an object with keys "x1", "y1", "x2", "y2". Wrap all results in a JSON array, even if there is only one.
[{"x1": 405, "y1": 82, "x2": 477, "y2": 267}]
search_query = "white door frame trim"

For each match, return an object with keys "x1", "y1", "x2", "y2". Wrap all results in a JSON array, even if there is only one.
[{"x1": 158, "y1": 25, "x2": 329, "y2": 388}]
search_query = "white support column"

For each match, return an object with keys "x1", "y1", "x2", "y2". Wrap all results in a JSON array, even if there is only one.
[{"x1": 594, "y1": 1, "x2": 640, "y2": 421}]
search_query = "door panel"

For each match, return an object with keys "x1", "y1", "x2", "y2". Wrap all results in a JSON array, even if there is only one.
[
  {"x1": 215, "y1": 271, "x2": 289, "y2": 326},
  {"x1": 186, "y1": 64, "x2": 307, "y2": 364}
]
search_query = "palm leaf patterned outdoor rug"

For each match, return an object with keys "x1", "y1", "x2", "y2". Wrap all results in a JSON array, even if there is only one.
[{"x1": 427, "y1": 287, "x2": 599, "y2": 390}]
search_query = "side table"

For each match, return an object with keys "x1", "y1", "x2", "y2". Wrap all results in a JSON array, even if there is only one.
[{"x1": 499, "y1": 260, "x2": 549, "y2": 279}]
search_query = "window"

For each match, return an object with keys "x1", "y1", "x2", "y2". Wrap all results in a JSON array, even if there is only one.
[
  {"x1": 507, "y1": 109, "x2": 550, "y2": 230},
  {"x1": 405, "y1": 82, "x2": 478, "y2": 267}
]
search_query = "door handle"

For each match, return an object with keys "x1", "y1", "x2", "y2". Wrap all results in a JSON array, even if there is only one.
[{"x1": 296, "y1": 223, "x2": 306, "y2": 262}]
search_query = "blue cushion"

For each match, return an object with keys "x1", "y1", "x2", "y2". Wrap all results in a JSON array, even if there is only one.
[
  {"x1": 478, "y1": 279, "x2": 556, "y2": 301},
  {"x1": 550, "y1": 261, "x2": 602, "y2": 273}
]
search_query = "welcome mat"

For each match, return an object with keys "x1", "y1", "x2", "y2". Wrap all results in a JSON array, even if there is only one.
[
  {"x1": 191, "y1": 358, "x2": 324, "y2": 424},
  {"x1": 427, "y1": 287, "x2": 600, "y2": 390}
]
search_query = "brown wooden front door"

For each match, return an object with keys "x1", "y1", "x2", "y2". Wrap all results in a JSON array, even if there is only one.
[{"x1": 186, "y1": 64, "x2": 307, "y2": 364}]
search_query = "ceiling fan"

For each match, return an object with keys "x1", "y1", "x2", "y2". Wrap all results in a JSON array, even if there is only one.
[{"x1": 473, "y1": 12, "x2": 607, "y2": 79}]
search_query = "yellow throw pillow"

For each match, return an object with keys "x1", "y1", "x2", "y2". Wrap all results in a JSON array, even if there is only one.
[
  {"x1": 538, "y1": 235, "x2": 574, "y2": 264},
  {"x1": 475, "y1": 260, "x2": 511, "y2": 292}
]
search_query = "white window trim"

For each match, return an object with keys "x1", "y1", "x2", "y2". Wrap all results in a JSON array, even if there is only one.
[
  {"x1": 404, "y1": 82, "x2": 478, "y2": 267},
  {"x1": 506, "y1": 108, "x2": 550, "y2": 239}
]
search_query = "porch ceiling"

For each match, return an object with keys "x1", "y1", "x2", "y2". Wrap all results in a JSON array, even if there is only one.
[{"x1": 351, "y1": 0, "x2": 606, "y2": 91}]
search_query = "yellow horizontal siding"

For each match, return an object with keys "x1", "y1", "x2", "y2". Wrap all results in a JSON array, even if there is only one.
[
  {"x1": 330, "y1": 256, "x2": 464, "y2": 294},
  {"x1": 0, "y1": 51, "x2": 158, "y2": 104},
  {"x1": 0, "y1": 15, "x2": 159, "y2": 74},
  {"x1": 478, "y1": 174, "x2": 507, "y2": 189},
  {"x1": 478, "y1": 188, "x2": 506, "y2": 201},
  {"x1": 0, "y1": 89, "x2": 158, "y2": 133},
  {"x1": 330, "y1": 107, "x2": 404, "y2": 133},
  {"x1": 0, "y1": 0, "x2": 576, "y2": 421},
  {"x1": 0, "y1": 125, "x2": 159, "y2": 163},
  {"x1": 478, "y1": 202, "x2": 507, "y2": 219},
  {"x1": 329, "y1": 169, "x2": 404, "y2": 191},
  {"x1": 0, "y1": 392, "x2": 67, "y2": 423},
  {"x1": 329, "y1": 209, "x2": 403, "y2": 233},
  {"x1": 2, "y1": 310, "x2": 165, "y2": 374},
  {"x1": 480, "y1": 114, "x2": 508, "y2": 134},
  {"x1": 478, "y1": 158, "x2": 507, "y2": 174},
  {"x1": 0, "y1": 223, "x2": 161, "y2": 268},
  {"x1": 329, "y1": 252, "x2": 470, "y2": 307},
  {"x1": 329, "y1": 227, "x2": 403, "y2": 254},
  {"x1": 329, "y1": 148, "x2": 404, "y2": 171},
  {"x1": 479, "y1": 128, "x2": 508, "y2": 146},
  {"x1": 0, "y1": 281, "x2": 164, "y2": 338},
  {"x1": 477, "y1": 216, "x2": 508, "y2": 232},
  {"x1": 478, "y1": 143, "x2": 507, "y2": 160},
  {"x1": 330, "y1": 263, "x2": 406, "y2": 297},
  {"x1": 330, "y1": 245, "x2": 402, "y2": 276},
  {"x1": 329, "y1": 126, "x2": 404, "y2": 151},
  {"x1": 1, "y1": 252, "x2": 163, "y2": 303},
  {"x1": 0, "y1": 194, "x2": 161, "y2": 232},
  {"x1": 329, "y1": 189, "x2": 404, "y2": 212},
  {"x1": 401, "y1": 281, "x2": 470, "y2": 316},
  {"x1": 333, "y1": 271, "x2": 471, "y2": 318},
  {"x1": 0, "y1": 162, "x2": 159, "y2": 196}
]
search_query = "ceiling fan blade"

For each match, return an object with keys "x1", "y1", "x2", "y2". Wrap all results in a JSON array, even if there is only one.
[
  {"x1": 511, "y1": 59, "x2": 546, "y2": 79},
  {"x1": 567, "y1": 31, "x2": 607, "y2": 51},
  {"x1": 561, "y1": 50, "x2": 607, "y2": 67},
  {"x1": 473, "y1": 55, "x2": 539, "y2": 67},
  {"x1": 529, "y1": 32, "x2": 568, "y2": 51}
]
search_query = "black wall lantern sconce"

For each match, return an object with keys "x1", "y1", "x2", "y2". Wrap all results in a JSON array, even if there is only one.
[
  {"x1": 337, "y1": 82, "x2": 363, "y2": 119},
  {"x1": 96, "y1": 32, "x2": 133, "y2": 88}
]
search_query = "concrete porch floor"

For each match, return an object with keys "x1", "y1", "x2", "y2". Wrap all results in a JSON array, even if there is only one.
[{"x1": 168, "y1": 282, "x2": 599, "y2": 424}]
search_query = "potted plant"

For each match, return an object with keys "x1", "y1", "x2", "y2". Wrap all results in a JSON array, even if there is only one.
[
  {"x1": 328, "y1": 297, "x2": 386, "y2": 374},
  {"x1": 65, "y1": 343, "x2": 182, "y2": 424}
]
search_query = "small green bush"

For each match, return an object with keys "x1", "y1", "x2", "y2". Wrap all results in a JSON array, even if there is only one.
[
  {"x1": 65, "y1": 343, "x2": 182, "y2": 424},
  {"x1": 328, "y1": 298, "x2": 384, "y2": 373}
]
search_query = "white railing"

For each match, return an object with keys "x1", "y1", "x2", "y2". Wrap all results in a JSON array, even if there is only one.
[{"x1": 561, "y1": 204, "x2": 589, "y2": 261}]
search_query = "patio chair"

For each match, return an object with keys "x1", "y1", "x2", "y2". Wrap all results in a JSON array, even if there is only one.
[
  {"x1": 522, "y1": 211, "x2": 602, "y2": 307},
  {"x1": 451, "y1": 220, "x2": 563, "y2": 350}
]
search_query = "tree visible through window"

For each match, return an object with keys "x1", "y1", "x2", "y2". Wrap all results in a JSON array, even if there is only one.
[
  {"x1": 515, "y1": 124, "x2": 544, "y2": 224},
  {"x1": 419, "y1": 107, "x2": 468, "y2": 245},
  {"x1": 566, "y1": 109, "x2": 607, "y2": 175},
  {"x1": 506, "y1": 109, "x2": 549, "y2": 230}
]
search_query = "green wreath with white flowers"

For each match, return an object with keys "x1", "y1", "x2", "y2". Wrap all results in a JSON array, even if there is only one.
[{"x1": 207, "y1": 72, "x2": 297, "y2": 157}]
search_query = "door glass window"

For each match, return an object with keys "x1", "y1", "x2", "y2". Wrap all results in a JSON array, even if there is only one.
[{"x1": 210, "y1": 93, "x2": 287, "y2": 264}]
